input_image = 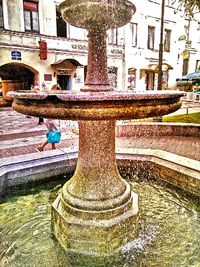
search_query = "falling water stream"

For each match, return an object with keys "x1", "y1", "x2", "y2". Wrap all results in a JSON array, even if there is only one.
[{"x1": 1, "y1": 171, "x2": 199, "y2": 267}]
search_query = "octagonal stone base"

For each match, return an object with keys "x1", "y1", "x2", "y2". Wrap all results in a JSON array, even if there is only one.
[{"x1": 52, "y1": 192, "x2": 139, "y2": 256}]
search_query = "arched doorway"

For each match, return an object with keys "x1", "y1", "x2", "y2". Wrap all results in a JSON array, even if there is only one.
[
  {"x1": 51, "y1": 59, "x2": 83, "y2": 90},
  {"x1": 0, "y1": 63, "x2": 37, "y2": 101}
]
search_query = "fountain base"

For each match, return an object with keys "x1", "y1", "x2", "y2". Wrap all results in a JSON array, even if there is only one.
[{"x1": 52, "y1": 192, "x2": 138, "y2": 255}]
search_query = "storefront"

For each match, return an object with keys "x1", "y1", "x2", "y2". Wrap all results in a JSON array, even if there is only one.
[
  {"x1": 140, "y1": 63, "x2": 173, "y2": 90},
  {"x1": 51, "y1": 59, "x2": 84, "y2": 91},
  {"x1": 127, "y1": 67, "x2": 136, "y2": 90}
]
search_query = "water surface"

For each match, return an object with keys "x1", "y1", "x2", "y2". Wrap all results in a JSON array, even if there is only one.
[{"x1": 0, "y1": 175, "x2": 199, "y2": 267}]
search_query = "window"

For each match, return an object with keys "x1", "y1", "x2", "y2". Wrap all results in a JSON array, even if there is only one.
[
  {"x1": 164, "y1": 29, "x2": 171, "y2": 52},
  {"x1": 147, "y1": 26, "x2": 155, "y2": 50},
  {"x1": 108, "y1": 67, "x2": 117, "y2": 88},
  {"x1": 130, "y1": 23, "x2": 137, "y2": 47},
  {"x1": 182, "y1": 59, "x2": 189, "y2": 75},
  {"x1": 196, "y1": 60, "x2": 200, "y2": 71},
  {"x1": 56, "y1": 7, "x2": 70, "y2": 38},
  {"x1": 24, "y1": 1, "x2": 39, "y2": 32},
  {"x1": 108, "y1": 28, "x2": 118, "y2": 45},
  {"x1": 0, "y1": 0, "x2": 3, "y2": 28},
  {"x1": 128, "y1": 68, "x2": 136, "y2": 89}
]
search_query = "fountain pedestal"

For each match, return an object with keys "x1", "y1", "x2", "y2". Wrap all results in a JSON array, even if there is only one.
[{"x1": 52, "y1": 120, "x2": 138, "y2": 255}]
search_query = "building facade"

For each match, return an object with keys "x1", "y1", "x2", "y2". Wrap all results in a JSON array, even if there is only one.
[
  {"x1": 125, "y1": 0, "x2": 200, "y2": 91},
  {"x1": 0, "y1": 0, "x2": 199, "y2": 94}
]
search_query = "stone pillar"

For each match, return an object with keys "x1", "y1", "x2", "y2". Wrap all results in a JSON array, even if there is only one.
[
  {"x1": 81, "y1": 29, "x2": 113, "y2": 92},
  {"x1": 52, "y1": 120, "x2": 139, "y2": 255},
  {"x1": 65, "y1": 120, "x2": 126, "y2": 204}
]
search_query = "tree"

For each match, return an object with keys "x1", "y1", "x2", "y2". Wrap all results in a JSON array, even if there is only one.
[{"x1": 178, "y1": 0, "x2": 200, "y2": 17}]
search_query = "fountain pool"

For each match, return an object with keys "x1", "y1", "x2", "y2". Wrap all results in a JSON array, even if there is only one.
[{"x1": 1, "y1": 167, "x2": 200, "y2": 267}]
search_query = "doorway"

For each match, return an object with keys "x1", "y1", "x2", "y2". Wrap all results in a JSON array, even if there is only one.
[
  {"x1": 145, "y1": 71, "x2": 155, "y2": 90},
  {"x1": 57, "y1": 75, "x2": 71, "y2": 90}
]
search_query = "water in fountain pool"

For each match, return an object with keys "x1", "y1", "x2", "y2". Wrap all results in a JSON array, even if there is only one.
[{"x1": 0, "y1": 172, "x2": 199, "y2": 267}]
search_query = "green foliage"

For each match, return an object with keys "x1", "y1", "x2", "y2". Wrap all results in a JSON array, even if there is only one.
[
  {"x1": 163, "y1": 112, "x2": 200, "y2": 124},
  {"x1": 178, "y1": 0, "x2": 200, "y2": 18}
]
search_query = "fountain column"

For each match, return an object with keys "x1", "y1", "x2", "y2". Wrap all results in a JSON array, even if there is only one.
[
  {"x1": 66, "y1": 120, "x2": 126, "y2": 203},
  {"x1": 82, "y1": 29, "x2": 112, "y2": 91},
  {"x1": 62, "y1": 120, "x2": 133, "y2": 209}
]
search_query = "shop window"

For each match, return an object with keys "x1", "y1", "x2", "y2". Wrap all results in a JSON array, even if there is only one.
[
  {"x1": 24, "y1": 1, "x2": 39, "y2": 32},
  {"x1": 56, "y1": 7, "x2": 70, "y2": 38},
  {"x1": 196, "y1": 60, "x2": 200, "y2": 71},
  {"x1": 162, "y1": 71, "x2": 169, "y2": 89},
  {"x1": 147, "y1": 26, "x2": 155, "y2": 50},
  {"x1": 182, "y1": 58, "x2": 189, "y2": 75},
  {"x1": 108, "y1": 67, "x2": 117, "y2": 88},
  {"x1": 128, "y1": 68, "x2": 136, "y2": 89},
  {"x1": 0, "y1": 0, "x2": 3, "y2": 28},
  {"x1": 130, "y1": 23, "x2": 137, "y2": 47},
  {"x1": 108, "y1": 28, "x2": 118, "y2": 45},
  {"x1": 164, "y1": 29, "x2": 171, "y2": 52}
]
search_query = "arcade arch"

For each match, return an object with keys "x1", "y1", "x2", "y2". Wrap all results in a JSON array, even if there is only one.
[{"x1": 0, "y1": 63, "x2": 38, "y2": 100}]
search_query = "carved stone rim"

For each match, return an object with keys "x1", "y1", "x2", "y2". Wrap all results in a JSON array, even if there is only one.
[{"x1": 8, "y1": 90, "x2": 185, "y2": 102}]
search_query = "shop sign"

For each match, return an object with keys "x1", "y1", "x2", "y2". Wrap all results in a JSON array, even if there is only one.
[
  {"x1": 39, "y1": 40, "x2": 47, "y2": 60},
  {"x1": 71, "y1": 44, "x2": 87, "y2": 50},
  {"x1": 57, "y1": 69, "x2": 72, "y2": 75},
  {"x1": 11, "y1": 51, "x2": 21, "y2": 60},
  {"x1": 24, "y1": 1, "x2": 38, "y2": 11},
  {"x1": 44, "y1": 74, "x2": 52, "y2": 81},
  {"x1": 181, "y1": 49, "x2": 190, "y2": 59},
  {"x1": 162, "y1": 64, "x2": 169, "y2": 71},
  {"x1": 110, "y1": 49, "x2": 123, "y2": 54}
]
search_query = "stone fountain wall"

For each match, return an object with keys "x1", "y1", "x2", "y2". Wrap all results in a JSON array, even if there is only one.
[
  {"x1": 116, "y1": 123, "x2": 200, "y2": 137},
  {"x1": 1, "y1": 149, "x2": 199, "y2": 198}
]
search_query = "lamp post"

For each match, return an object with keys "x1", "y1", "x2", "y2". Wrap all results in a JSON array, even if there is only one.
[{"x1": 157, "y1": 0, "x2": 165, "y2": 90}]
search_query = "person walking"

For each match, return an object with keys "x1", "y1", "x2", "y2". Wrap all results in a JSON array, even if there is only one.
[
  {"x1": 36, "y1": 84, "x2": 62, "y2": 152},
  {"x1": 36, "y1": 119, "x2": 61, "y2": 151}
]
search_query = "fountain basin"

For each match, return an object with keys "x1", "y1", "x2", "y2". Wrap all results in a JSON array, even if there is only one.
[
  {"x1": 1, "y1": 152, "x2": 200, "y2": 266},
  {"x1": 59, "y1": 0, "x2": 136, "y2": 29},
  {"x1": 9, "y1": 90, "x2": 184, "y2": 120},
  {"x1": 1, "y1": 148, "x2": 199, "y2": 198}
]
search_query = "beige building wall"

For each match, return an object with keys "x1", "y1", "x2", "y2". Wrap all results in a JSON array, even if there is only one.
[
  {"x1": 0, "y1": 0, "x2": 125, "y2": 91},
  {"x1": 124, "y1": 0, "x2": 200, "y2": 91},
  {"x1": 0, "y1": 0, "x2": 199, "y2": 92}
]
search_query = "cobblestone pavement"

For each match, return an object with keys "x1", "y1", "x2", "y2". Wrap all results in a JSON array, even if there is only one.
[
  {"x1": 0, "y1": 107, "x2": 79, "y2": 158},
  {"x1": 0, "y1": 106, "x2": 200, "y2": 161}
]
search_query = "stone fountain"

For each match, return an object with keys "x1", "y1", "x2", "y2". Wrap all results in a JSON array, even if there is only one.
[{"x1": 10, "y1": 0, "x2": 184, "y2": 257}]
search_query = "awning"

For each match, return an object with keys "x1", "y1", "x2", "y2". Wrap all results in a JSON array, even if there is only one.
[
  {"x1": 51, "y1": 59, "x2": 83, "y2": 68},
  {"x1": 155, "y1": 63, "x2": 173, "y2": 71},
  {"x1": 141, "y1": 63, "x2": 173, "y2": 71},
  {"x1": 128, "y1": 67, "x2": 136, "y2": 75}
]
